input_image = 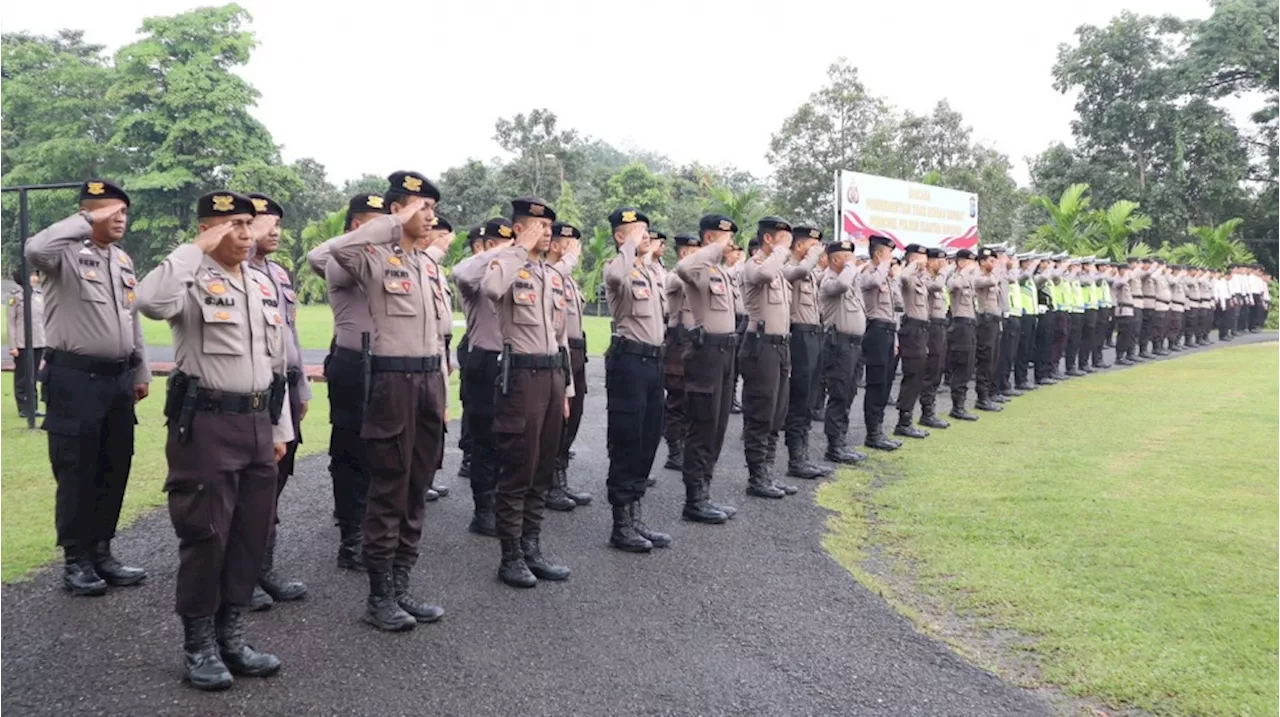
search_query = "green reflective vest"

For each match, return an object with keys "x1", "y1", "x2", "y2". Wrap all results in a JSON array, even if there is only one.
[
  {"x1": 1083, "y1": 282, "x2": 1096, "y2": 310},
  {"x1": 1008, "y1": 280, "x2": 1023, "y2": 317},
  {"x1": 1022, "y1": 279, "x2": 1038, "y2": 315},
  {"x1": 1049, "y1": 281, "x2": 1062, "y2": 310},
  {"x1": 1101, "y1": 282, "x2": 1113, "y2": 308},
  {"x1": 1070, "y1": 278, "x2": 1085, "y2": 313}
]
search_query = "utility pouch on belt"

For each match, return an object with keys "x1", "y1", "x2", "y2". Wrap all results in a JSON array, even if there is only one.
[
  {"x1": 750, "y1": 320, "x2": 765, "y2": 358},
  {"x1": 360, "y1": 331, "x2": 372, "y2": 408},
  {"x1": 286, "y1": 366, "x2": 302, "y2": 387},
  {"x1": 559, "y1": 347, "x2": 570, "y2": 385},
  {"x1": 166, "y1": 371, "x2": 201, "y2": 445},
  {"x1": 269, "y1": 373, "x2": 287, "y2": 425},
  {"x1": 690, "y1": 326, "x2": 706, "y2": 349},
  {"x1": 499, "y1": 343, "x2": 511, "y2": 396}
]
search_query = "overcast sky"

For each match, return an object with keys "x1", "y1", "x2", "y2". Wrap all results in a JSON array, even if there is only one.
[{"x1": 3, "y1": 0, "x2": 1224, "y2": 188}]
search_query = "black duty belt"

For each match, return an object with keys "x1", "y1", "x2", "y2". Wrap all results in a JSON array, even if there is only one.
[
  {"x1": 1173, "y1": 301, "x2": 1186, "y2": 306},
  {"x1": 868, "y1": 319, "x2": 896, "y2": 331},
  {"x1": 665, "y1": 325, "x2": 690, "y2": 342},
  {"x1": 755, "y1": 333, "x2": 788, "y2": 345},
  {"x1": 790, "y1": 323, "x2": 821, "y2": 334},
  {"x1": 509, "y1": 352, "x2": 565, "y2": 370},
  {"x1": 370, "y1": 355, "x2": 442, "y2": 373},
  {"x1": 331, "y1": 346, "x2": 362, "y2": 364},
  {"x1": 701, "y1": 332, "x2": 738, "y2": 347},
  {"x1": 568, "y1": 337, "x2": 587, "y2": 351},
  {"x1": 901, "y1": 317, "x2": 929, "y2": 329},
  {"x1": 952, "y1": 316, "x2": 976, "y2": 326},
  {"x1": 828, "y1": 331, "x2": 863, "y2": 345},
  {"x1": 612, "y1": 336, "x2": 663, "y2": 358},
  {"x1": 48, "y1": 350, "x2": 134, "y2": 376},
  {"x1": 979, "y1": 313, "x2": 1002, "y2": 323},
  {"x1": 1119, "y1": 303, "x2": 1134, "y2": 308},
  {"x1": 734, "y1": 314, "x2": 747, "y2": 324},
  {"x1": 931, "y1": 318, "x2": 950, "y2": 326},
  {"x1": 194, "y1": 388, "x2": 270, "y2": 414}
]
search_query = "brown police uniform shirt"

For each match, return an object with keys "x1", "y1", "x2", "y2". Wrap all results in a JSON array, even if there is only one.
[
  {"x1": 135, "y1": 244, "x2": 293, "y2": 444},
  {"x1": 481, "y1": 245, "x2": 574, "y2": 397},
  {"x1": 1153, "y1": 271, "x2": 1172, "y2": 309},
  {"x1": 674, "y1": 242, "x2": 736, "y2": 334},
  {"x1": 927, "y1": 268, "x2": 949, "y2": 320},
  {"x1": 249, "y1": 257, "x2": 311, "y2": 402},
  {"x1": 742, "y1": 248, "x2": 793, "y2": 335},
  {"x1": 819, "y1": 264, "x2": 867, "y2": 336},
  {"x1": 1170, "y1": 274, "x2": 1186, "y2": 312},
  {"x1": 604, "y1": 238, "x2": 665, "y2": 347},
  {"x1": 948, "y1": 267, "x2": 978, "y2": 319},
  {"x1": 727, "y1": 262, "x2": 746, "y2": 316},
  {"x1": 899, "y1": 260, "x2": 930, "y2": 321},
  {"x1": 1139, "y1": 269, "x2": 1157, "y2": 310},
  {"x1": 859, "y1": 260, "x2": 895, "y2": 323},
  {"x1": 6, "y1": 285, "x2": 46, "y2": 349},
  {"x1": 784, "y1": 244, "x2": 824, "y2": 326},
  {"x1": 24, "y1": 213, "x2": 151, "y2": 382},
  {"x1": 307, "y1": 236, "x2": 374, "y2": 353},
  {"x1": 454, "y1": 248, "x2": 505, "y2": 353},
  {"x1": 329, "y1": 215, "x2": 446, "y2": 361},
  {"x1": 975, "y1": 270, "x2": 1001, "y2": 316},
  {"x1": 550, "y1": 252, "x2": 585, "y2": 341},
  {"x1": 665, "y1": 272, "x2": 695, "y2": 330},
  {"x1": 1112, "y1": 274, "x2": 1135, "y2": 317}
]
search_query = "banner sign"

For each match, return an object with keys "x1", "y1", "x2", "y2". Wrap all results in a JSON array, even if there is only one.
[{"x1": 835, "y1": 170, "x2": 979, "y2": 250}]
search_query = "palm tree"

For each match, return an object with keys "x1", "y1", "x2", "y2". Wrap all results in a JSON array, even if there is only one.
[
  {"x1": 1185, "y1": 218, "x2": 1255, "y2": 269},
  {"x1": 577, "y1": 225, "x2": 614, "y2": 314},
  {"x1": 294, "y1": 209, "x2": 346, "y2": 303},
  {"x1": 706, "y1": 185, "x2": 767, "y2": 243},
  {"x1": 1089, "y1": 200, "x2": 1152, "y2": 262},
  {"x1": 1026, "y1": 183, "x2": 1097, "y2": 255}
]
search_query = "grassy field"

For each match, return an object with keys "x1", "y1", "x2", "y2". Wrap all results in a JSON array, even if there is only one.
[{"x1": 818, "y1": 343, "x2": 1279, "y2": 717}]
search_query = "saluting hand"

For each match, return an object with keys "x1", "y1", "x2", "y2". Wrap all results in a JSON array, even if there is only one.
[
  {"x1": 515, "y1": 222, "x2": 546, "y2": 253},
  {"x1": 393, "y1": 198, "x2": 425, "y2": 225},
  {"x1": 134, "y1": 383, "x2": 149, "y2": 403},
  {"x1": 563, "y1": 238, "x2": 582, "y2": 259},
  {"x1": 88, "y1": 204, "x2": 126, "y2": 225},
  {"x1": 273, "y1": 442, "x2": 287, "y2": 463},
  {"x1": 193, "y1": 223, "x2": 235, "y2": 254}
]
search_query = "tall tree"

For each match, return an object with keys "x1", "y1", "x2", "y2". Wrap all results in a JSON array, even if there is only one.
[{"x1": 1027, "y1": 184, "x2": 1097, "y2": 255}]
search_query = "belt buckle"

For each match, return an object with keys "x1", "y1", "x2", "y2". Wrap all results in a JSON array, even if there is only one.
[{"x1": 252, "y1": 393, "x2": 264, "y2": 410}]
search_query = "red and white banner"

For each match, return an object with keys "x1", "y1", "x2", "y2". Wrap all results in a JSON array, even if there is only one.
[{"x1": 835, "y1": 171, "x2": 979, "y2": 250}]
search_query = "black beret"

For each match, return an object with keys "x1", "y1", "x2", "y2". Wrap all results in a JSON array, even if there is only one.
[
  {"x1": 977, "y1": 247, "x2": 995, "y2": 259},
  {"x1": 196, "y1": 191, "x2": 256, "y2": 218},
  {"x1": 869, "y1": 235, "x2": 894, "y2": 250},
  {"x1": 904, "y1": 243, "x2": 927, "y2": 256},
  {"x1": 757, "y1": 216, "x2": 792, "y2": 234},
  {"x1": 247, "y1": 192, "x2": 284, "y2": 218},
  {"x1": 926, "y1": 247, "x2": 946, "y2": 259},
  {"x1": 793, "y1": 225, "x2": 823, "y2": 241},
  {"x1": 431, "y1": 215, "x2": 452, "y2": 232},
  {"x1": 699, "y1": 214, "x2": 737, "y2": 233},
  {"x1": 511, "y1": 196, "x2": 556, "y2": 221},
  {"x1": 552, "y1": 222, "x2": 581, "y2": 240},
  {"x1": 348, "y1": 193, "x2": 389, "y2": 215},
  {"x1": 648, "y1": 228, "x2": 668, "y2": 241},
  {"x1": 826, "y1": 239, "x2": 855, "y2": 255},
  {"x1": 466, "y1": 225, "x2": 484, "y2": 241},
  {"x1": 747, "y1": 237, "x2": 763, "y2": 253},
  {"x1": 955, "y1": 249, "x2": 977, "y2": 260},
  {"x1": 673, "y1": 233, "x2": 701, "y2": 248},
  {"x1": 482, "y1": 217, "x2": 515, "y2": 240},
  {"x1": 1127, "y1": 256, "x2": 1142, "y2": 263},
  {"x1": 387, "y1": 170, "x2": 440, "y2": 201},
  {"x1": 80, "y1": 179, "x2": 130, "y2": 206},
  {"x1": 609, "y1": 207, "x2": 650, "y2": 229}
]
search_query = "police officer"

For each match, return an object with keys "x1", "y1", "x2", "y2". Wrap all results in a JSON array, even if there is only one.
[
  {"x1": 1077, "y1": 257, "x2": 1098, "y2": 371},
  {"x1": 972, "y1": 247, "x2": 1003, "y2": 411},
  {"x1": 1137, "y1": 257, "x2": 1157, "y2": 358},
  {"x1": 7, "y1": 269, "x2": 46, "y2": 418},
  {"x1": 663, "y1": 232, "x2": 701, "y2": 471},
  {"x1": 601, "y1": 208, "x2": 671, "y2": 552},
  {"x1": 1060, "y1": 259, "x2": 1085, "y2": 377},
  {"x1": 306, "y1": 193, "x2": 390, "y2": 570},
  {"x1": 782, "y1": 225, "x2": 834, "y2": 479},
  {"x1": 993, "y1": 245, "x2": 1023, "y2": 399},
  {"x1": 330, "y1": 171, "x2": 447, "y2": 631},
  {"x1": 1169, "y1": 264, "x2": 1188, "y2": 351},
  {"x1": 727, "y1": 239, "x2": 749, "y2": 414},
  {"x1": 1034, "y1": 254, "x2": 1060, "y2": 383},
  {"x1": 547, "y1": 221, "x2": 594, "y2": 511},
  {"x1": 894, "y1": 243, "x2": 931, "y2": 438},
  {"x1": 24, "y1": 179, "x2": 150, "y2": 596},
  {"x1": 674, "y1": 215, "x2": 741, "y2": 523},
  {"x1": 482, "y1": 197, "x2": 575, "y2": 587},
  {"x1": 860, "y1": 235, "x2": 902, "y2": 450},
  {"x1": 1013, "y1": 253, "x2": 1040, "y2": 392},
  {"x1": 919, "y1": 247, "x2": 953, "y2": 426},
  {"x1": 455, "y1": 224, "x2": 488, "y2": 480},
  {"x1": 421, "y1": 215, "x2": 455, "y2": 500},
  {"x1": 244, "y1": 193, "x2": 308, "y2": 609},
  {"x1": 819, "y1": 240, "x2": 869, "y2": 462},
  {"x1": 454, "y1": 218, "x2": 516, "y2": 537},
  {"x1": 740, "y1": 217, "x2": 800, "y2": 498},
  {"x1": 1112, "y1": 261, "x2": 1138, "y2": 365},
  {"x1": 1090, "y1": 260, "x2": 1113, "y2": 369},
  {"x1": 136, "y1": 190, "x2": 290, "y2": 690},
  {"x1": 947, "y1": 248, "x2": 981, "y2": 420}
]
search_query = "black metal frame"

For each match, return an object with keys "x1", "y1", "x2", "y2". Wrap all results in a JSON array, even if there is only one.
[{"x1": 2, "y1": 182, "x2": 82, "y2": 428}]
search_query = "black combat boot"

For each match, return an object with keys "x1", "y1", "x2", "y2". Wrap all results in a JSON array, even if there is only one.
[
  {"x1": 182, "y1": 616, "x2": 232, "y2": 691},
  {"x1": 704, "y1": 480, "x2": 738, "y2": 519},
  {"x1": 545, "y1": 467, "x2": 577, "y2": 512},
  {"x1": 215, "y1": 604, "x2": 281, "y2": 677},
  {"x1": 337, "y1": 523, "x2": 365, "y2": 571},
  {"x1": 746, "y1": 463, "x2": 786, "y2": 499},
  {"x1": 949, "y1": 406, "x2": 979, "y2": 421},
  {"x1": 610, "y1": 504, "x2": 653, "y2": 552},
  {"x1": 786, "y1": 438, "x2": 834, "y2": 479},
  {"x1": 259, "y1": 533, "x2": 307, "y2": 602},
  {"x1": 1004, "y1": 387, "x2": 1025, "y2": 397},
  {"x1": 521, "y1": 534, "x2": 571, "y2": 581},
  {"x1": 364, "y1": 571, "x2": 417, "y2": 631},
  {"x1": 893, "y1": 414, "x2": 929, "y2": 439},
  {"x1": 430, "y1": 481, "x2": 450, "y2": 498},
  {"x1": 469, "y1": 491, "x2": 498, "y2": 537},
  {"x1": 663, "y1": 439, "x2": 684, "y2": 471},
  {"x1": 1066, "y1": 368, "x2": 1086, "y2": 377},
  {"x1": 1139, "y1": 349, "x2": 1154, "y2": 359},
  {"x1": 991, "y1": 393, "x2": 1010, "y2": 402},
  {"x1": 824, "y1": 441, "x2": 867, "y2": 464},
  {"x1": 424, "y1": 488, "x2": 440, "y2": 502},
  {"x1": 392, "y1": 566, "x2": 444, "y2": 623},
  {"x1": 91, "y1": 541, "x2": 146, "y2": 587},
  {"x1": 559, "y1": 457, "x2": 593, "y2": 506},
  {"x1": 764, "y1": 438, "x2": 798, "y2": 495},
  {"x1": 681, "y1": 483, "x2": 728, "y2": 524},
  {"x1": 457, "y1": 453, "x2": 471, "y2": 478},
  {"x1": 498, "y1": 538, "x2": 537, "y2": 588},
  {"x1": 1116, "y1": 356, "x2": 1135, "y2": 366},
  {"x1": 62, "y1": 545, "x2": 108, "y2": 596},
  {"x1": 975, "y1": 399, "x2": 1004, "y2": 412},
  {"x1": 810, "y1": 406, "x2": 826, "y2": 422},
  {"x1": 864, "y1": 427, "x2": 902, "y2": 451},
  {"x1": 919, "y1": 411, "x2": 950, "y2": 429},
  {"x1": 630, "y1": 501, "x2": 671, "y2": 548},
  {"x1": 249, "y1": 585, "x2": 273, "y2": 612},
  {"x1": 1014, "y1": 380, "x2": 1035, "y2": 391}
]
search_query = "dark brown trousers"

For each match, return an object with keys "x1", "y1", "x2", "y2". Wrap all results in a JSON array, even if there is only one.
[
  {"x1": 361, "y1": 370, "x2": 446, "y2": 573},
  {"x1": 920, "y1": 322, "x2": 948, "y2": 416},
  {"x1": 682, "y1": 341, "x2": 735, "y2": 489},
  {"x1": 494, "y1": 367, "x2": 565, "y2": 540},
  {"x1": 738, "y1": 337, "x2": 790, "y2": 468},
  {"x1": 663, "y1": 335, "x2": 690, "y2": 446},
  {"x1": 895, "y1": 319, "x2": 929, "y2": 420},
  {"x1": 166, "y1": 410, "x2": 277, "y2": 617},
  {"x1": 556, "y1": 347, "x2": 588, "y2": 470}
]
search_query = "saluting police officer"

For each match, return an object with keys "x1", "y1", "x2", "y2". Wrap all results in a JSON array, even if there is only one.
[
  {"x1": 421, "y1": 215, "x2": 455, "y2": 500},
  {"x1": 662, "y1": 232, "x2": 700, "y2": 472},
  {"x1": 24, "y1": 179, "x2": 150, "y2": 596},
  {"x1": 674, "y1": 215, "x2": 741, "y2": 523},
  {"x1": 781, "y1": 225, "x2": 833, "y2": 480},
  {"x1": 601, "y1": 208, "x2": 672, "y2": 552},
  {"x1": 547, "y1": 222, "x2": 594, "y2": 511},
  {"x1": 727, "y1": 239, "x2": 749, "y2": 414},
  {"x1": 973, "y1": 247, "x2": 1003, "y2": 412},
  {"x1": 136, "y1": 190, "x2": 291, "y2": 690},
  {"x1": 453, "y1": 218, "x2": 516, "y2": 537},
  {"x1": 455, "y1": 224, "x2": 488, "y2": 480},
  {"x1": 946, "y1": 249, "x2": 981, "y2": 420},
  {"x1": 7, "y1": 269, "x2": 47, "y2": 418},
  {"x1": 919, "y1": 247, "x2": 953, "y2": 426},
  {"x1": 244, "y1": 193, "x2": 309, "y2": 610},
  {"x1": 818, "y1": 239, "x2": 869, "y2": 463},
  {"x1": 329, "y1": 171, "x2": 447, "y2": 632},
  {"x1": 860, "y1": 235, "x2": 903, "y2": 450},
  {"x1": 482, "y1": 197, "x2": 575, "y2": 587},
  {"x1": 306, "y1": 193, "x2": 391, "y2": 570},
  {"x1": 894, "y1": 243, "x2": 931, "y2": 438}
]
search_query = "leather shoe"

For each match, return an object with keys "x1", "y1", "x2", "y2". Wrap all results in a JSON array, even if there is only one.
[
  {"x1": 498, "y1": 539, "x2": 538, "y2": 588},
  {"x1": 91, "y1": 542, "x2": 146, "y2": 587},
  {"x1": 918, "y1": 414, "x2": 950, "y2": 429},
  {"x1": 824, "y1": 446, "x2": 866, "y2": 464},
  {"x1": 62, "y1": 548, "x2": 108, "y2": 597},
  {"x1": 682, "y1": 501, "x2": 728, "y2": 524},
  {"x1": 893, "y1": 424, "x2": 929, "y2": 439},
  {"x1": 520, "y1": 534, "x2": 570, "y2": 581},
  {"x1": 773, "y1": 479, "x2": 799, "y2": 496},
  {"x1": 975, "y1": 400, "x2": 1004, "y2": 412},
  {"x1": 1015, "y1": 382, "x2": 1036, "y2": 391},
  {"x1": 864, "y1": 433, "x2": 901, "y2": 451},
  {"x1": 746, "y1": 479, "x2": 786, "y2": 499},
  {"x1": 786, "y1": 460, "x2": 833, "y2": 479},
  {"x1": 949, "y1": 408, "x2": 979, "y2": 421},
  {"x1": 1066, "y1": 369, "x2": 1086, "y2": 377},
  {"x1": 430, "y1": 484, "x2": 450, "y2": 498},
  {"x1": 991, "y1": 394, "x2": 1010, "y2": 403},
  {"x1": 216, "y1": 605, "x2": 281, "y2": 678},
  {"x1": 1004, "y1": 388, "x2": 1025, "y2": 397}
]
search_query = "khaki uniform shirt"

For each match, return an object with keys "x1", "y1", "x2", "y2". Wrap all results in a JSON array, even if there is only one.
[
  {"x1": 1112, "y1": 275, "x2": 1135, "y2": 317},
  {"x1": 1140, "y1": 270, "x2": 1157, "y2": 310},
  {"x1": 6, "y1": 285, "x2": 46, "y2": 349},
  {"x1": 604, "y1": 238, "x2": 665, "y2": 346},
  {"x1": 665, "y1": 273, "x2": 695, "y2": 330},
  {"x1": 249, "y1": 257, "x2": 311, "y2": 402},
  {"x1": 23, "y1": 213, "x2": 151, "y2": 382},
  {"x1": 1170, "y1": 275, "x2": 1186, "y2": 313},
  {"x1": 1153, "y1": 272, "x2": 1172, "y2": 309},
  {"x1": 784, "y1": 244, "x2": 824, "y2": 326},
  {"x1": 550, "y1": 253, "x2": 585, "y2": 341},
  {"x1": 975, "y1": 270, "x2": 1000, "y2": 316},
  {"x1": 859, "y1": 261, "x2": 894, "y2": 322},
  {"x1": 948, "y1": 267, "x2": 979, "y2": 319},
  {"x1": 674, "y1": 243, "x2": 735, "y2": 334},
  {"x1": 727, "y1": 262, "x2": 746, "y2": 316},
  {"x1": 481, "y1": 245, "x2": 574, "y2": 396},
  {"x1": 742, "y1": 248, "x2": 793, "y2": 335},
  {"x1": 329, "y1": 214, "x2": 446, "y2": 360},
  {"x1": 819, "y1": 264, "x2": 867, "y2": 335},
  {"x1": 135, "y1": 244, "x2": 293, "y2": 444},
  {"x1": 454, "y1": 249, "x2": 505, "y2": 353},
  {"x1": 307, "y1": 236, "x2": 373, "y2": 353},
  {"x1": 927, "y1": 268, "x2": 949, "y2": 320},
  {"x1": 899, "y1": 260, "x2": 929, "y2": 321}
]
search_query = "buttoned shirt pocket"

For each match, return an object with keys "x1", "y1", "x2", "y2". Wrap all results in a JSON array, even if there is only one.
[
  {"x1": 382, "y1": 276, "x2": 416, "y2": 317},
  {"x1": 709, "y1": 276, "x2": 730, "y2": 311},
  {"x1": 767, "y1": 279, "x2": 785, "y2": 305},
  {"x1": 262, "y1": 306, "x2": 285, "y2": 356},
  {"x1": 630, "y1": 280, "x2": 653, "y2": 317},
  {"x1": 799, "y1": 281, "x2": 816, "y2": 306},
  {"x1": 200, "y1": 304, "x2": 243, "y2": 355},
  {"x1": 513, "y1": 287, "x2": 540, "y2": 325},
  {"x1": 120, "y1": 269, "x2": 138, "y2": 309},
  {"x1": 78, "y1": 264, "x2": 109, "y2": 303}
]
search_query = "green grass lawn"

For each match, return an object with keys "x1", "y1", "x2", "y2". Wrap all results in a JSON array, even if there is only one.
[{"x1": 819, "y1": 343, "x2": 1279, "y2": 717}]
